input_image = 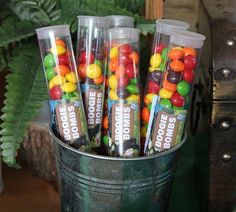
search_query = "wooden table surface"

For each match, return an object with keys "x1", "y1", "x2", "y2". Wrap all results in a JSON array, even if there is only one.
[{"x1": 0, "y1": 165, "x2": 60, "y2": 212}]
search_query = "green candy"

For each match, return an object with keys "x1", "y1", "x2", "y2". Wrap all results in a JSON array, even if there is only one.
[
  {"x1": 62, "y1": 92, "x2": 77, "y2": 99},
  {"x1": 177, "y1": 81, "x2": 190, "y2": 96},
  {"x1": 94, "y1": 59, "x2": 102, "y2": 67},
  {"x1": 161, "y1": 48, "x2": 168, "y2": 60},
  {"x1": 43, "y1": 54, "x2": 55, "y2": 68},
  {"x1": 103, "y1": 135, "x2": 109, "y2": 146},
  {"x1": 126, "y1": 84, "x2": 138, "y2": 94},
  {"x1": 173, "y1": 106, "x2": 185, "y2": 110},
  {"x1": 147, "y1": 103, "x2": 152, "y2": 111},
  {"x1": 160, "y1": 98, "x2": 172, "y2": 109},
  {"x1": 159, "y1": 62, "x2": 165, "y2": 72},
  {"x1": 130, "y1": 78, "x2": 138, "y2": 84},
  {"x1": 145, "y1": 123, "x2": 148, "y2": 129},
  {"x1": 45, "y1": 67, "x2": 56, "y2": 80}
]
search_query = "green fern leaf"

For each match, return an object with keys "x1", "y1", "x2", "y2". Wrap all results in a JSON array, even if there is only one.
[
  {"x1": 0, "y1": 43, "x2": 48, "y2": 168},
  {"x1": 57, "y1": 0, "x2": 155, "y2": 35},
  {"x1": 10, "y1": 0, "x2": 61, "y2": 25},
  {"x1": 114, "y1": 0, "x2": 145, "y2": 13}
]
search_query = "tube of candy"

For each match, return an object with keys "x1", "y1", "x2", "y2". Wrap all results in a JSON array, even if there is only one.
[
  {"x1": 36, "y1": 25, "x2": 90, "y2": 151},
  {"x1": 145, "y1": 30, "x2": 205, "y2": 155},
  {"x1": 106, "y1": 15, "x2": 134, "y2": 28},
  {"x1": 141, "y1": 19, "x2": 189, "y2": 153},
  {"x1": 76, "y1": 16, "x2": 109, "y2": 147},
  {"x1": 107, "y1": 28, "x2": 140, "y2": 157},
  {"x1": 102, "y1": 16, "x2": 135, "y2": 153}
]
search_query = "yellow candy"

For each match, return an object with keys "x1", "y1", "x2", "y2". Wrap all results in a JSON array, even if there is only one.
[
  {"x1": 108, "y1": 75, "x2": 118, "y2": 90},
  {"x1": 66, "y1": 72, "x2": 77, "y2": 83},
  {"x1": 51, "y1": 75, "x2": 66, "y2": 86},
  {"x1": 86, "y1": 64, "x2": 102, "y2": 79},
  {"x1": 159, "y1": 88, "x2": 173, "y2": 99},
  {"x1": 149, "y1": 66, "x2": 159, "y2": 72},
  {"x1": 49, "y1": 80, "x2": 55, "y2": 89},
  {"x1": 109, "y1": 89, "x2": 118, "y2": 100},
  {"x1": 61, "y1": 82, "x2": 77, "y2": 93},
  {"x1": 109, "y1": 47, "x2": 118, "y2": 59},
  {"x1": 150, "y1": 53, "x2": 162, "y2": 68},
  {"x1": 145, "y1": 93, "x2": 155, "y2": 104},
  {"x1": 141, "y1": 126, "x2": 147, "y2": 138},
  {"x1": 126, "y1": 94, "x2": 139, "y2": 102},
  {"x1": 50, "y1": 45, "x2": 66, "y2": 56}
]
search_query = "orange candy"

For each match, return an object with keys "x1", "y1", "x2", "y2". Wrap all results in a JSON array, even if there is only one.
[
  {"x1": 142, "y1": 107, "x2": 150, "y2": 123},
  {"x1": 183, "y1": 47, "x2": 197, "y2": 57},
  {"x1": 55, "y1": 38, "x2": 66, "y2": 48},
  {"x1": 77, "y1": 64, "x2": 87, "y2": 79},
  {"x1": 115, "y1": 65, "x2": 126, "y2": 78},
  {"x1": 94, "y1": 75, "x2": 104, "y2": 85},
  {"x1": 54, "y1": 65, "x2": 70, "y2": 76},
  {"x1": 169, "y1": 48, "x2": 184, "y2": 60},
  {"x1": 128, "y1": 51, "x2": 139, "y2": 64},
  {"x1": 109, "y1": 58, "x2": 118, "y2": 73},
  {"x1": 163, "y1": 79, "x2": 177, "y2": 92},
  {"x1": 103, "y1": 115, "x2": 108, "y2": 130},
  {"x1": 170, "y1": 60, "x2": 184, "y2": 72}
]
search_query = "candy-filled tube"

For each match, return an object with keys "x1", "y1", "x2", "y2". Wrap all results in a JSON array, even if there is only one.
[
  {"x1": 102, "y1": 15, "x2": 135, "y2": 154},
  {"x1": 76, "y1": 16, "x2": 109, "y2": 147},
  {"x1": 36, "y1": 25, "x2": 90, "y2": 151},
  {"x1": 107, "y1": 28, "x2": 140, "y2": 157},
  {"x1": 141, "y1": 19, "x2": 189, "y2": 153},
  {"x1": 145, "y1": 30, "x2": 205, "y2": 155},
  {"x1": 106, "y1": 15, "x2": 134, "y2": 28}
]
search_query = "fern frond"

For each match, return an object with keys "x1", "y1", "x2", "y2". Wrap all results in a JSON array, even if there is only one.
[
  {"x1": 10, "y1": 0, "x2": 61, "y2": 25},
  {"x1": 57, "y1": 0, "x2": 155, "y2": 35},
  {"x1": 114, "y1": 0, "x2": 145, "y2": 14},
  {"x1": 0, "y1": 43, "x2": 48, "y2": 168}
]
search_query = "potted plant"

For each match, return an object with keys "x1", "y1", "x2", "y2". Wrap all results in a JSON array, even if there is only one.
[{"x1": 0, "y1": 0, "x2": 155, "y2": 168}]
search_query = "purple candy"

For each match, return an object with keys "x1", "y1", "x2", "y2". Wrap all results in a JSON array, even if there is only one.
[
  {"x1": 116, "y1": 87, "x2": 128, "y2": 99},
  {"x1": 167, "y1": 70, "x2": 182, "y2": 84},
  {"x1": 149, "y1": 70, "x2": 163, "y2": 84}
]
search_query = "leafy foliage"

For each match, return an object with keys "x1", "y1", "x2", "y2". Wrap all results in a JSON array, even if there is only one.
[
  {"x1": 10, "y1": 0, "x2": 61, "y2": 25},
  {"x1": 114, "y1": 0, "x2": 145, "y2": 14},
  {"x1": 0, "y1": 43, "x2": 47, "y2": 167},
  {"x1": 59, "y1": 0, "x2": 155, "y2": 35}
]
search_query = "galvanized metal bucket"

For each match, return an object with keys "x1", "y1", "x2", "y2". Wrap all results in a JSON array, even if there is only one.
[{"x1": 50, "y1": 127, "x2": 187, "y2": 212}]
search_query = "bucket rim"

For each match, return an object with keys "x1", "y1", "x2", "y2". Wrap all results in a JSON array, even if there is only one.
[{"x1": 49, "y1": 125, "x2": 187, "y2": 161}]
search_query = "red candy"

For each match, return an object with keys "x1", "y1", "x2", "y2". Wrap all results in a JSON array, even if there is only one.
[
  {"x1": 79, "y1": 51, "x2": 95, "y2": 64},
  {"x1": 119, "y1": 44, "x2": 133, "y2": 55},
  {"x1": 171, "y1": 92, "x2": 185, "y2": 107},
  {"x1": 50, "y1": 85, "x2": 62, "y2": 100},
  {"x1": 147, "y1": 81, "x2": 160, "y2": 94},
  {"x1": 117, "y1": 76, "x2": 130, "y2": 88},
  {"x1": 126, "y1": 64, "x2": 136, "y2": 78},
  {"x1": 183, "y1": 69, "x2": 194, "y2": 83},
  {"x1": 77, "y1": 63, "x2": 87, "y2": 79},
  {"x1": 184, "y1": 55, "x2": 196, "y2": 69},
  {"x1": 119, "y1": 55, "x2": 132, "y2": 66},
  {"x1": 154, "y1": 43, "x2": 165, "y2": 53},
  {"x1": 58, "y1": 54, "x2": 70, "y2": 65}
]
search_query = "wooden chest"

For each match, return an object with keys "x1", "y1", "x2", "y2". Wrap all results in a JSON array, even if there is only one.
[{"x1": 200, "y1": 1, "x2": 236, "y2": 211}]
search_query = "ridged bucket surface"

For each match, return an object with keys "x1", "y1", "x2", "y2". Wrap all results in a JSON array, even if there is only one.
[{"x1": 50, "y1": 127, "x2": 187, "y2": 212}]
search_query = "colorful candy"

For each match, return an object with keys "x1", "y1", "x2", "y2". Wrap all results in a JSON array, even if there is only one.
[
  {"x1": 76, "y1": 16, "x2": 108, "y2": 146},
  {"x1": 36, "y1": 25, "x2": 90, "y2": 150},
  {"x1": 145, "y1": 29, "x2": 205, "y2": 156},
  {"x1": 107, "y1": 28, "x2": 140, "y2": 157}
]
